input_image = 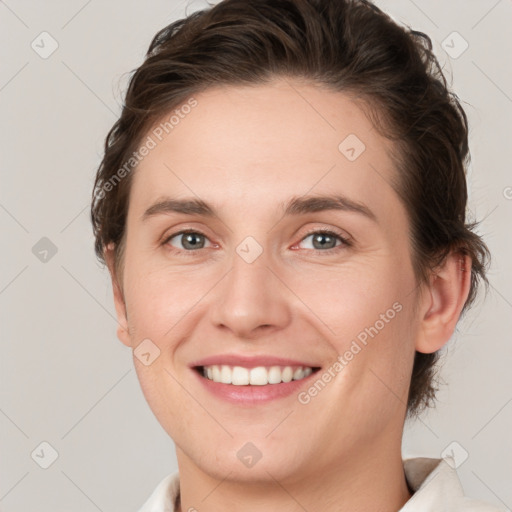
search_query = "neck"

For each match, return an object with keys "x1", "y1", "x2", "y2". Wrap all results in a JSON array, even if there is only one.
[{"x1": 175, "y1": 445, "x2": 412, "y2": 512}]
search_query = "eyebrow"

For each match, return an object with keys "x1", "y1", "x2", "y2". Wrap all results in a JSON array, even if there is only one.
[{"x1": 142, "y1": 194, "x2": 377, "y2": 223}]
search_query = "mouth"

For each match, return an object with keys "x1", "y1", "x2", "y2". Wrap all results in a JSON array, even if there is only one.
[
  {"x1": 189, "y1": 354, "x2": 324, "y2": 404},
  {"x1": 193, "y1": 364, "x2": 322, "y2": 386}
]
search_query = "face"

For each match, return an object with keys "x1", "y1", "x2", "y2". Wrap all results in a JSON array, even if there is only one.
[{"x1": 112, "y1": 79, "x2": 423, "y2": 484}]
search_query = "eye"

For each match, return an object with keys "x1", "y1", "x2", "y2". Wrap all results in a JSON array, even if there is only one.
[
  {"x1": 164, "y1": 230, "x2": 214, "y2": 252},
  {"x1": 162, "y1": 228, "x2": 350, "y2": 255},
  {"x1": 295, "y1": 229, "x2": 350, "y2": 252}
]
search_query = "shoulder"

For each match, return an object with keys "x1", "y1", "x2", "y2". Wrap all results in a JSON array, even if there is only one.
[
  {"x1": 456, "y1": 497, "x2": 506, "y2": 511},
  {"x1": 401, "y1": 458, "x2": 506, "y2": 511},
  {"x1": 137, "y1": 471, "x2": 180, "y2": 512}
]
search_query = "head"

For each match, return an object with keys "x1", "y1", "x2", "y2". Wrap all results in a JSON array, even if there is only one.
[{"x1": 91, "y1": 0, "x2": 489, "y2": 483}]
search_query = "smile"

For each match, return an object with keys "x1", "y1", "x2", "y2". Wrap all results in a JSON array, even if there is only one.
[{"x1": 196, "y1": 365, "x2": 320, "y2": 385}]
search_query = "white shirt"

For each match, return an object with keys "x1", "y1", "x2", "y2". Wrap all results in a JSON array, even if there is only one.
[{"x1": 138, "y1": 457, "x2": 505, "y2": 511}]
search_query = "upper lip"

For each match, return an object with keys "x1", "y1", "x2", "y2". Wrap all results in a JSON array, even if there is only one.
[{"x1": 190, "y1": 354, "x2": 322, "y2": 369}]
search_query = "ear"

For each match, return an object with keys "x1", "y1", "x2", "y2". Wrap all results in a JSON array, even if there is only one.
[
  {"x1": 104, "y1": 244, "x2": 131, "y2": 348},
  {"x1": 415, "y1": 252, "x2": 472, "y2": 354}
]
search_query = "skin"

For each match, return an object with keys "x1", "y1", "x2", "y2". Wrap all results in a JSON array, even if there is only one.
[{"x1": 106, "y1": 78, "x2": 471, "y2": 512}]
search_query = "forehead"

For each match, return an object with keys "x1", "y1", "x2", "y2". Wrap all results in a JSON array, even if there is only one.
[{"x1": 129, "y1": 79, "x2": 403, "y2": 224}]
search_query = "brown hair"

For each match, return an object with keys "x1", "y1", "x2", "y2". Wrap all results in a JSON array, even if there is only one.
[{"x1": 91, "y1": 0, "x2": 490, "y2": 416}]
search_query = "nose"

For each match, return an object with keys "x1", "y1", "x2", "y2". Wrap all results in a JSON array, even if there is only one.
[{"x1": 209, "y1": 249, "x2": 292, "y2": 339}]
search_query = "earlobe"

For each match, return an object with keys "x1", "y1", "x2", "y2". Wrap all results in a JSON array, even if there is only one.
[
  {"x1": 104, "y1": 245, "x2": 131, "y2": 348},
  {"x1": 415, "y1": 252, "x2": 472, "y2": 354}
]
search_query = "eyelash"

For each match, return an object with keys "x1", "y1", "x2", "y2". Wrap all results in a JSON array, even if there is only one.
[{"x1": 161, "y1": 228, "x2": 351, "y2": 256}]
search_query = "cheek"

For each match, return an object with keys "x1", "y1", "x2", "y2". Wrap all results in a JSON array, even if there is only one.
[
  {"x1": 286, "y1": 256, "x2": 417, "y2": 396},
  {"x1": 285, "y1": 257, "x2": 412, "y2": 341},
  {"x1": 133, "y1": 361, "x2": 203, "y2": 442},
  {"x1": 123, "y1": 258, "x2": 208, "y2": 342}
]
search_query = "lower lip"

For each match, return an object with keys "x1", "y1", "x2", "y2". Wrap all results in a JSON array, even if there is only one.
[{"x1": 192, "y1": 368, "x2": 319, "y2": 405}]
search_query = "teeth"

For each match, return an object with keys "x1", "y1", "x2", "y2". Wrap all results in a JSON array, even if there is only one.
[
  {"x1": 281, "y1": 366, "x2": 293, "y2": 383},
  {"x1": 249, "y1": 366, "x2": 267, "y2": 385},
  {"x1": 293, "y1": 367, "x2": 305, "y2": 380},
  {"x1": 220, "y1": 365, "x2": 232, "y2": 384},
  {"x1": 268, "y1": 366, "x2": 282, "y2": 384},
  {"x1": 232, "y1": 366, "x2": 250, "y2": 385},
  {"x1": 201, "y1": 365, "x2": 314, "y2": 385}
]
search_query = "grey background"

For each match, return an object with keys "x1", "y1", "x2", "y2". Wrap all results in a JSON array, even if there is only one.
[{"x1": 0, "y1": 0, "x2": 511, "y2": 510}]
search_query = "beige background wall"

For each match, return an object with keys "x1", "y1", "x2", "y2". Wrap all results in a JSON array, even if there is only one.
[{"x1": 1, "y1": 0, "x2": 511, "y2": 510}]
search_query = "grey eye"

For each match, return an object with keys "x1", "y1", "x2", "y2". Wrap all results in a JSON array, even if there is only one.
[
  {"x1": 301, "y1": 231, "x2": 342, "y2": 250},
  {"x1": 168, "y1": 231, "x2": 209, "y2": 250}
]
